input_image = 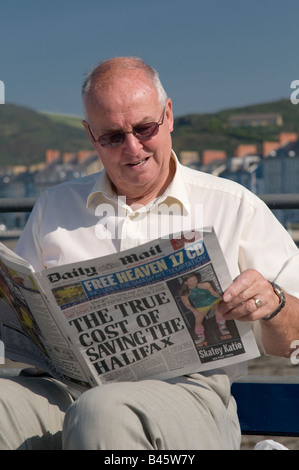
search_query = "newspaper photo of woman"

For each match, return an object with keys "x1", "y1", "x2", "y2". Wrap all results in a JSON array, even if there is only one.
[{"x1": 179, "y1": 272, "x2": 231, "y2": 346}]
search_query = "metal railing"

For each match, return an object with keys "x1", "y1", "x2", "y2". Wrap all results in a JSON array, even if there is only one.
[
  {"x1": 0, "y1": 194, "x2": 298, "y2": 242},
  {"x1": 0, "y1": 197, "x2": 36, "y2": 213},
  {"x1": 0, "y1": 194, "x2": 299, "y2": 213},
  {"x1": 259, "y1": 194, "x2": 299, "y2": 210}
]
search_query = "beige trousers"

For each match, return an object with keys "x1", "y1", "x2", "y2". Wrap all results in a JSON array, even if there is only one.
[
  {"x1": 0, "y1": 375, "x2": 73, "y2": 450},
  {"x1": 63, "y1": 370, "x2": 241, "y2": 450},
  {"x1": 0, "y1": 371, "x2": 241, "y2": 450}
]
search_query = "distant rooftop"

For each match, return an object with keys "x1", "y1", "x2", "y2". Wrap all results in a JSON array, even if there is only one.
[{"x1": 228, "y1": 113, "x2": 283, "y2": 127}]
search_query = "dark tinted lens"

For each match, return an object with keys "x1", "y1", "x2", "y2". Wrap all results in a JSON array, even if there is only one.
[
  {"x1": 99, "y1": 132, "x2": 125, "y2": 148},
  {"x1": 97, "y1": 118, "x2": 161, "y2": 148},
  {"x1": 134, "y1": 122, "x2": 159, "y2": 138}
]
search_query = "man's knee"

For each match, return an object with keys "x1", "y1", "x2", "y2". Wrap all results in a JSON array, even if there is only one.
[
  {"x1": 63, "y1": 378, "x2": 241, "y2": 450},
  {"x1": 63, "y1": 382, "x2": 156, "y2": 449},
  {"x1": 0, "y1": 377, "x2": 72, "y2": 450},
  {"x1": 64, "y1": 382, "x2": 134, "y2": 427}
]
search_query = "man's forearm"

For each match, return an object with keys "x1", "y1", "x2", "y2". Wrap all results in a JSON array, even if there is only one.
[{"x1": 260, "y1": 293, "x2": 299, "y2": 357}]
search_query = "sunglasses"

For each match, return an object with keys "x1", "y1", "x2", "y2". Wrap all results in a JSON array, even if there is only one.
[{"x1": 87, "y1": 107, "x2": 166, "y2": 149}]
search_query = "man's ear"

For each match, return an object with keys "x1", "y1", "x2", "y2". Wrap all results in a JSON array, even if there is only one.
[{"x1": 165, "y1": 98, "x2": 174, "y2": 133}]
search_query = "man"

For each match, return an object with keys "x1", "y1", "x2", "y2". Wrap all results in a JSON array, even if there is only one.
[{"x1": 2, "y1": 57, "x2": 299, "y2": 449}]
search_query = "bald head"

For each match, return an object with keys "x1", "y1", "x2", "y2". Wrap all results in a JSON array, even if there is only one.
[{"x1": 82, "y1": 57, "x2": 168, "y2": 115}]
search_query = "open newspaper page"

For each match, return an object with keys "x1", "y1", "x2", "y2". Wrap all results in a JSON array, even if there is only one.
[
  {"x1": 32, "y1": 228, "x2": 260, "y2": 389},
  {"x1": 0, "y1": 245, "x2": 72, "y2": 380}
]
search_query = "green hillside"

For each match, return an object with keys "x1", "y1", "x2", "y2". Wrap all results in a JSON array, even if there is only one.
[
  {"x1": 0, "y1": 104, "x2": 93, "y2": 167},
  {"x1": 172, "y1": 98, "x2": 299, "y2": 157},
  {"x1": 0, "y1": 98, "x2": 298, "y2": 167},
  {"x1": 42, "y1": 112, "x2": 84, "y2": 129}
]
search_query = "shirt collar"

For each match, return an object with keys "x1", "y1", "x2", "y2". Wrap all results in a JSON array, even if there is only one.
[
  {"x1": 155, "y1": 151, "x2": 190, "y2": 213},
  {"x1": 86, "y1": 151, "x2": 190, "y2": 213},
  {"x1": 86, "y1": 170, "x2": 116, "y2": 208}
]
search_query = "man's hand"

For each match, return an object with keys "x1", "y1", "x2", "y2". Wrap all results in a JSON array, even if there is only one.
[
  {"x1": 218, "y1": 269, "x2": 280, "y2": 322},
  {"x1": 217, "y1": 269, "x2": 299, "y2": 357}
]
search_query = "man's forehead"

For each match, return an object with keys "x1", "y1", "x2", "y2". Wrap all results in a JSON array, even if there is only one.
[
  {"x1": 85, "y1": 67, "x2": 155, "y2": 98},
  {"x1": 89, "y1": 67, "x2": 153, "y2": 93},
  {"x1": 84, "y1": 80, "x2": 159, "y2": 119}
]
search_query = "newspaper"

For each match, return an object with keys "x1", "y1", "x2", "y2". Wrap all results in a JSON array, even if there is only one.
[{"x1": 0, "y1": 228, "x2": 260, "y2": 392}]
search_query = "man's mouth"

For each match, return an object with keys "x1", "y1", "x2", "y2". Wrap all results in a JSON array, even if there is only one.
[{"x1": 129, "y1": 157, "x2": 149, "y2": 166}]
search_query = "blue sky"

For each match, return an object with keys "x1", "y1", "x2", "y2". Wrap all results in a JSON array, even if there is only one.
[{"x1": 1, "y1": 0, "x2": 298, "y2": 117}]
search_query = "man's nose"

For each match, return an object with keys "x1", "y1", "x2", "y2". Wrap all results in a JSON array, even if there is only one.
[{"x1": 122, "y1": 132, "x2": 143, "y2": 154}]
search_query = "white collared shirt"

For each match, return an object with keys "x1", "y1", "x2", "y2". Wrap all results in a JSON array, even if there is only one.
[
  {"x1": 14, "y1": 152, "x2": 299, "y2": 373},
  {"x1": 15, "y1": 152, "x2": 299, "y2": 301}
]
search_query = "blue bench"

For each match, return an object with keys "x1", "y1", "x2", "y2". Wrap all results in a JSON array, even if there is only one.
[{"x1": 231, "y1": 376, "x2": 299, "y2": 436}]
